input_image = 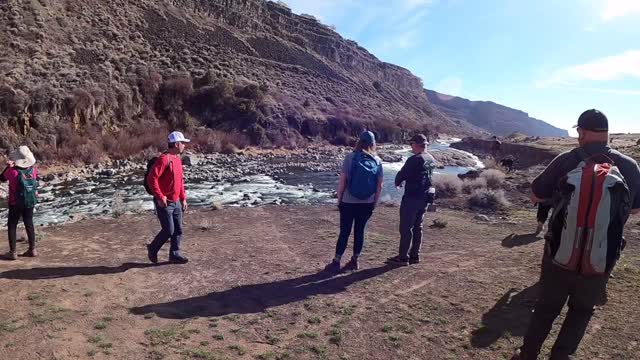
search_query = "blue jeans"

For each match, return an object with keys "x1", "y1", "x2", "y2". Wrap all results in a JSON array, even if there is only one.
[
  {"x1": 335, "y1": 203, "x2": 374, "y2": 258},
  {"x1": 149, "y1": 200, "x2": 183, "y2": 257}
]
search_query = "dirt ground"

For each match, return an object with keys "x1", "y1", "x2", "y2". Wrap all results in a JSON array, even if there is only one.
[{"x1": 1, "y1": 205, "x2": 639, "y2": 360}]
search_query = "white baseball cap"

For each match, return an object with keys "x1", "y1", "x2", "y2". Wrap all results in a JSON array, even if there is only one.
[{"x1": 168, "y1": 131, "x2": 190, "y2": 143}]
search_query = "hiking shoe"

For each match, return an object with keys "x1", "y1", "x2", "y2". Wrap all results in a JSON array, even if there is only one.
[
  {"x1": 409, "y1": 257, "x2": 420, "y2": 265},
  {"x1": 146, "y1": 245, "x2": 158, "y2": 264},
  {"x1": 7, "y1": 251, "x2": 18, "y2": 261},
  {"x1": 342, "y1": 257, "x2": 359, "y2": 271},
  {"x1": 20, "y1": 249, "x2": 37, "y2": 257},
  {"x1": 386, "y1": 256, "x2": 409, "y2": 266},
  {"x1": 323, "y1": 260, "x2": 341, "y2": 273},
  {"x1": 509, "y1": 349, "x2": 536, "y2": 360},
  {"x1": 535, "y1": 222, "x2": 544, "y2": 235},
  {"x1": 169, "y1": 254, "x2": 189, "y2": 264}
]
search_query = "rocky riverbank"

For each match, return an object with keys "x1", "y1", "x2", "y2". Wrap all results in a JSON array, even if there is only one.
[{"x1": 35, "y1": 143, "x2": 478, "y2": 184}]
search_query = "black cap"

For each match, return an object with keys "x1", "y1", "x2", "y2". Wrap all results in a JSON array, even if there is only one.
[
  {"x1": 574, "y1": 109, "x2": 608, "y2": 132},
  {"x1": 409, "y1": 134, "x2": 428, "y2": 145}
]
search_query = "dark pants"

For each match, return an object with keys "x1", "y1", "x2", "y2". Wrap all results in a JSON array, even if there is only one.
[
  {"x1": 537, "y1": 204, "x2": 552, "y2": 224},
  {"x1": 148, "y1": 200, "x2": 183, "y2": 258},
  {"x1": 335, "y1": 203, "x2": 374, "y2": 258},
  {"x1": 398, "y1": 197, "x2": 428, "y2": 260},
  {"x1": 521, "y1": 256, "x2": 609, "y2": 359},
  {"x1": 7, "y1": 206, "x2": 36, "y2": 253}
]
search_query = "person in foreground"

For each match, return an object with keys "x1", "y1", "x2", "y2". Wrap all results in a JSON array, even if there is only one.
[
  {"x1": 146, "y1": 131, "x2": 190, "y2": 264},
  {"x1": 512, "y1": 109, "x2": 640, "y2": 360},
  {"x1": 325, "y1": 131, "x2": 383, "y2": 272},
  {"x1": 386, "y1": 134, "x2": 436, "y2": 266},
  {"x1": 1, "y1": 146, "x2": 39, "y2": 260}
]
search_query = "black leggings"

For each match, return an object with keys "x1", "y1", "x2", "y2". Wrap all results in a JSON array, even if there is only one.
[{"x1": 7, "y1": 206, "x2": 36, "y2": 252}]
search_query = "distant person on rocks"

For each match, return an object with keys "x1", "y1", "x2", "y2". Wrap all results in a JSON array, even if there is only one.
[
  {"x1": 386, "y1": 134, "x2": 436, "y2": 266},
  {"x1": 146, "y1": 131, "x2": 190, "y2": 265},
  {"x1": 0, "y1": 146, "x2": 39, "y2": 260},
  {"x1": 512, "y1": 109, "x2": 640, "y2": 360},
  {"x1": 490, "y1": 136, "x2": 502, "y2": 159},
  {"x1": 324, "y1": 131, "x2": 383, "y2": 273}
]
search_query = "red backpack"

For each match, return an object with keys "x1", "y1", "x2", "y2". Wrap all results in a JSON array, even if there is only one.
[{"x1": 546, "y1": 150, "x2": 631, "y2": 275}]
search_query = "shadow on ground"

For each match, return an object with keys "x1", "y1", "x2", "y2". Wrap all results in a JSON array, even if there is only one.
[
  {"x1": 502, "y1": 233, "x2": 542, "y2": 248},
  {"x1": 131, "y1": 265, "x2": 395, "y2": 319},
  {"x1": 470, "y1": 282, "x2": 540, "y2": 348},
  {"x1": 0, "y1": 262, "x2": 162, "y2": 280}
]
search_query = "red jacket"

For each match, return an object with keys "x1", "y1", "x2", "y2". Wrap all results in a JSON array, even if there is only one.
[
  {"x1": 146, "y1": 154, "x2": 186, "y2": 202},
  {"x1": 1, "y1": 166, "x2": 38, "y2": 206}
]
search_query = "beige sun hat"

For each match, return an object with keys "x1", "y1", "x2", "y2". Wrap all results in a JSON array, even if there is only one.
[{"x1": 9, "y1": 146, "x2": 36, "y2": 168}]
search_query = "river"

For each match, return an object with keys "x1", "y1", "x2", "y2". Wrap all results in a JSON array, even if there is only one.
[{"x1": 0, "y1": 140, "x2": 482, "y2": 227}]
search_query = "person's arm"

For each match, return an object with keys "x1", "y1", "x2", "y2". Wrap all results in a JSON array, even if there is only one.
[
  {"x1": 337, "y1": 155, "x2": 351, "y2": 204},
  {"x1": 180, "y1": 174, "x2": 188, "y2": 212},
  {"x1": 395, "y1": 156, "x2": 414, "y2": 187},
  {"x1": 147, "y1": 156, "x2": 168, "y2": 207},
  {"x1": 627, "y1": 158, "x2": 640, "y2": 215},
  {"x1": 374, "y1": 164, "x2": 384, "y2": 206},
  {"x1": 0, "y1": 160, "x2": 14, "y2": 182},
  {"x1": 530, "y1": 153, "x2": 568, "y2": 202},
  {"x1": 336, "y1": 171, "x2": 347, "y2": 204}
]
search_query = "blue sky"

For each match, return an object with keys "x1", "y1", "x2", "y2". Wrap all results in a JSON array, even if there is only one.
[{"x1": 283, "y1": 0, "x2": 640, "y2": 134}]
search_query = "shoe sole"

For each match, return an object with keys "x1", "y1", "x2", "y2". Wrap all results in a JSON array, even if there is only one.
[
  {"x1": 169, "y1": 259, "x2": 189, "y2": 264},
  {"x1": 386, "y1": 260, "x2": 409, "y2": 266}
]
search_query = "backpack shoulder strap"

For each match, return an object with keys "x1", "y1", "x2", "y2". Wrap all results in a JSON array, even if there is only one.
[{"x1": 573, "y1": 148, "x2": 589, "y2": 163}]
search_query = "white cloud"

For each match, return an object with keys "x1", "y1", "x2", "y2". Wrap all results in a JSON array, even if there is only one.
[
  {"x1": 536, "y1": 50, "x2": 640, "y2": 88},
  {"x1": 563, "y1": 86, "x2": 640, "y2": 96},
  {"x1": 601, "y1": 0, "x2": 640, "y2": 21}
]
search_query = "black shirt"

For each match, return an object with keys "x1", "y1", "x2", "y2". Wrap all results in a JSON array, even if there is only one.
[
  {"x1": 395, "y1": 152, "x2": 437, "y2": 199},
  {"x1": 531, "y1": 142, "x2": 640, "y2": 209}
]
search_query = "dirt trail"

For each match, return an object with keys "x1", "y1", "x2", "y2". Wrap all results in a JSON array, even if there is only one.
[{"x1": 1, "y1": 206, "x2": 639, "y2": 360}]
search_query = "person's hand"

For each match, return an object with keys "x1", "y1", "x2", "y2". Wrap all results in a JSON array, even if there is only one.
[
  {"x1": 157, "y1": 196, "x2": 168, "y2": 208},
  {"x1": 530, "y1": 192, "x2": 544, "y2": 205},
  {"x1": 182, "y1": 199, "x2": 188, "y2": 212}
]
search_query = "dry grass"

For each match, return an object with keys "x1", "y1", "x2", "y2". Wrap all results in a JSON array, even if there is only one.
[
  {"x1": 433, "y1": 174, "x2": 463, "y2": 198},
  {"x1": 481, "y1": 169, "x2": 506, "y2": 189},
  {"x1": 468, "y1": 188, "x2": 510, "y2": 210},
  {"x1": 462, "y1": 177, "x2": 488, "y2": 194}
]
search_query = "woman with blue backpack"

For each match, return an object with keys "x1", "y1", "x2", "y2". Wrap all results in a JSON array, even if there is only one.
[
  {"x1": 325, "y1": 131, "x2": 384, "y2": 272},
  {"x1": 1, "y1": 146, "x2": 39, "y2": 260}
]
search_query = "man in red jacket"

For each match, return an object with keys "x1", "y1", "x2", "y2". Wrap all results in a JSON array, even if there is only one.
[{"x1": 146, "y1": 131, "x2": 190, "y2": 264}]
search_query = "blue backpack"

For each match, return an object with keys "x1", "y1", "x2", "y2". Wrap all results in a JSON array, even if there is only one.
[{"x1": 348, "y1": 151, "x2": 381, "y2": 200}]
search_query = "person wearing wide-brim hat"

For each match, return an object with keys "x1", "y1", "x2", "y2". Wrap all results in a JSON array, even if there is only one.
[{"x1": 0, "y1": 146, "x2": 39, "y2": 260}]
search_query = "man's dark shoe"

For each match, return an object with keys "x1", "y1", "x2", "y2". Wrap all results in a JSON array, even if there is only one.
[
  {"x1": 342, "y1": 257, "x2": 359, "y2": 271},
  {"x1": 6, "y1": 251, "x2": 18, "y2": 261},
  {"x1": 323, "y1": 259, "x2": 341, "y2": 273},
  {"x1": 20, "y1": 249, "x2": 37, "y2": 257},
  {"x1": 147, "y1": 245, "x2": 158, "y2": 264},
  {"x1": 409, "y1": 257, "x2": 420, "y2": 265},
  {"x1": 385, "y1": 256, "x2": 409, "y2": 266},
  {"x1": 169, "y1": 254, "x2": 189, "y2": 264}
]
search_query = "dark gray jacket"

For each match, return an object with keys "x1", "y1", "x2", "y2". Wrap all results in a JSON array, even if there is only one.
[{"x1": 395, "y1": 152, "x2": 436, "y2": 200}]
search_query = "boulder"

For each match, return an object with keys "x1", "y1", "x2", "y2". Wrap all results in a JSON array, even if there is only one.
[{"x1": 458, "y1": 170, "x2": 480, "y2": 180}]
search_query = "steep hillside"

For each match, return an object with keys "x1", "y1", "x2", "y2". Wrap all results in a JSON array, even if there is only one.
[
  {"x1": 425, "y1": 90, "x2": 568, "y2": 137},
  {"x1": 0, "y1": 0, "x2": 479, "y2": 162}
]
